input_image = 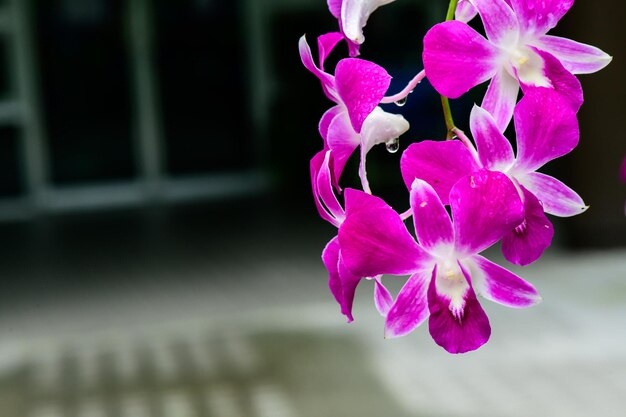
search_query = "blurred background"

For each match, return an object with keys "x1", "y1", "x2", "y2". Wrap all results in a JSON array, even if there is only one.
[{"x1": 0, "y1": 0, "x2": 624, "y2": 416}]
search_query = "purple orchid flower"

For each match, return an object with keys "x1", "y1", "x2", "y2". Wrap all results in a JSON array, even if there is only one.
[
  {"x1": 338, "y1": 170, "x2": 540, "y2": 353},
  {"x1": 423, "y1": 0, "x2": 611, "y2": 131},
  {"x1": 300, "y1": 33, "x2": 409, "y2": 191},
  {"x1": 327, "y1": 0, "x2": 397, "y2": 57},
  {"x1": 401, "y1": 88, "x2": 585, "y2": 266},
  {"x1": 311, "y1": 150, "x2": 394, "y2": 321}
]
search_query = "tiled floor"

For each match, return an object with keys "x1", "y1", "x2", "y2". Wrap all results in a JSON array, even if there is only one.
[{"x1": 0, "y1": 199, "x2": 625, "y2": 416}]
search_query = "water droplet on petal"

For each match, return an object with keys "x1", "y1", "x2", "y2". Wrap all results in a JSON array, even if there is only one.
[
  {"x1": 385, "y1": 137, "x2": 400, "y2": 153},
  {"x1": 394, "y1": 96, "x2": 408, "y2": 107}
]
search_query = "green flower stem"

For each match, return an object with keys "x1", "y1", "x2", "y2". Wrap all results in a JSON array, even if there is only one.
[{"x1": 440, "y1": 0, "x2": 459, "y2": 139}]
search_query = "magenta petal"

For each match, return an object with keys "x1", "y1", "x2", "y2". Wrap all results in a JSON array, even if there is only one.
[
  {"x1": 509, "y1": 0, "x2": 573, "y2": 36},
  {"x1": 451, "y1": 170, "x2": 524, "y2": 256},
  {"x1": 339, "y1": 189, "x2": 428, "y2": 277},
  {"x1": 298, "y1": 35, "x2": 337, "y2": 101},
  {"x1": 327, "y1": 0, "x2": 342, "y2": 18},
  {"x1": 455, "y1": 0, "x2": 478, "y2": 23},
  {"x1": 501, "y1": 187, "x2": 554, "y2": 266},
  {"x1": 338, "y1": 251, "x2": 363, "y2": 321},
  {"x1": 322, "y1": 237, "x2": 347, "y2": 318},
  {"x1": 531, "y1": 48, "x2": 583, "y2": 112},
  {"x1": 423, "y1": 21, "x2": 499, "y2": 98},
  {"x1": 326, "y1": 111, "x2": 360, "y2": 184},
  {"x1": 513, "y1": 87, "x2": 579, "y2": 173},
  {"x1": 317, "y1": 32, "x2": 344, "y2": 70},
  {"x1": 335, "y1": 58, "x2": 391, "y2": 133},
  {"x1": 319, "y1": 105, "x2": 343, "y2": 146},
  {"x1": 401, "y1": 141, "x2": 480, "y2": 205},
  {"x1": 518, "y1": 172, "x2": 588, "y2": 217},
  {"x1": 427, "y1": 266, "x2": 491, "y2": 354},
  {"x1": 535, "y1": 35, "x2": 612, "y2": 75},
  {"x1": 385, "y1": 269, "x2": 432, "y2": 338},
  {"x1": 311, "y1": 151, "x2": 342, "y2": 227},
  {"x1": 316, "y1": 150, "x2": 345, "y2": 222},
  {"x1": 470, "y1": 105, "x2": 515, "y2": 170},
  {"x1": 374, "y1": 278, "x2": 394, "y2": 317},
  {"x1": 471, "y1": 0, "x2": 519, "y2": 47},
  {"x1": 409, "y1": 179, "x2": 454, "y2": 253},
  {"x1": 471, "y1": 255, "x2": 541, "y2": 307},
  {"x1": 481, "y1": 70, "x2": 520, "y2": 132}
]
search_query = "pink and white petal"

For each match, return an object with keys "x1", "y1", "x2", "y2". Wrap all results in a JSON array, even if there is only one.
[
  {"x1": 319, "y1": 105, "x2": 344, "y2": 146},
  {"x1": 317, "y1": 32, "x2": 344, "y2": 70},
  {"x1": 470, "y1": 0, "x2": 520, "y2": 48},
  {"x1": 374, "y1": 277, "x2": 394, "y2": 317},
  {"x1": 316, "y1": 150, "x2": 345, "y2": 222},
  {"x1": 423, "y1": 21, "x2": 500, "y2": 98},
  {"x1": 513, "y1": 87, "x2": 579, "y2": 172},
  {"x1": 400, "y1": 140, "x2": 480, "y2": 205},
  {"x1": 322, "y1": 237, "x2": 346, "y2": 316},
  {"x1": 311, "y1": 151, "x2": 342, "y2": 227},
  {"x1": 339, "y1": 189, "x2": 430, "y2": 277},
  {"x1": 410, "y1": 179, "x2": 454, "y2": 254},
  {"x1": 535, "y1": 35, "x2": 612, "y2": 74},
  {"x1": 385, "y1": 269, "x2": 432, "y2": 338},
  {"x1": 470, "y1": 104, "x2": 515, "y2": 170},
  {"x1": 327, "y1": 111, "x2": 361, "y2": 184},
  {"x1": 470, "y1": 254, "x2": 542, "y2": 307},
  {"x1": 338, "y1": 251, "x2": 365, "y2": 321},
  {"x1": 455, "y1": 0, "x2": 478, "y2": 23},
  {"x1": 335, "y1": 58, "x2": 391, "y2": 133},
  {"x1": 341, "y1": 0, "x2": 395, "y2": 44},
  {"x1": 327, "y1": 0, "x2": 342, "y2": 18},
  {"x1": 509, "y1": 0, "x2": 573, "y2": 36},
  {"x1": 501, "y1": 187, "x2": 554, "y2": 266},
  {"x1": 480, "y1": 70, "x2": 520, "y2": 132},
  {"x1": 298, "y1": 35, "x2": 337, "y2": 101},
  {"x1": 527, "y1": 48, "x2": 583, "y2": 112},
  {"x1": 517, "y1": 172, "x2": 588, "y2": 217},
  {"x1": 427, "y1": 265, "x2": 491, "y2": 354},
  {"x1": 451, "y1": 170, "x2": 524, "y2": 256}
]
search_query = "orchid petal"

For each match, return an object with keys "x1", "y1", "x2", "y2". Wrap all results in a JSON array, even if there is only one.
[
  {"x1": 338, "y1": 251, "x2": 364, "y2": 321},
  {"x1": 470, "y1": 255, "x2": 542, "y2": 307},
  {"x1": 319, "y1": 105, "x2": 343, "y2": 147},
  {"x1": 481, "y1": 70, "x2": 520, "y2": 132},
  {"x1": 470, "y1": 0, "x2": 520, "y2": 48},
  {"x1": 339, "y1": 189, "x2": 429, "y2": 277},
  {"x1": 501, "y1": 186, "x2": 554, "y2": 266},
  {"x1": 427, "y1": 264, "x2": 491, "y2": 354},
  {"x1": 341, "y1": 0, "x2": 395, "y2": 45},
  {"x1": 455, "y1": 0, "x2": 478, "y2": 23},
  {"x1": 317, "y1": 32, "x2": 344, "y2": 70},
  {"x1": 524, "y1": 48, "x2": 583, "y2": 112},
  {"x1": 451, "y1": 170, "x2": 524, "y2": 256},
  {"x1": 423, "y1": 21, "x2": 499, "y2": 98},
  {"x1": 322, "y1": 237, "x2": 349, "y2": 319},
  {"x1": 311, "y1": 151, "x2": 342, "y2": 227},
  {"x1": 327, "y1": 0, "x2": 342, "y2": 18},
  {"x1": 518, "y1": 172, "x2": 588, "y2": 217},
  {"x1": 335, "y1": 58, "x2": 391, "y2": 133},
  {"x1": 508, "y1": 0, "x2": 573, "y2": 36},
  {"x1": 385, "y1": 269, "x2": 432, "y2": 338},
  {"x1": 374, "y1": 277, "x2": 394, "y2": 317},
  {"x1": 298, "y1": 35, "x2": 337, "y2": 101},
  {"x1": 535, "y1": 35, "x2": 612, "y2": 74},
  {"x1": 409, "y1": 179, "x2": 454, "y2": 255},
  {"x1": 513, "y1": 87, "x2": 579, "y2": 173},
  {"x1": 317, "y1": 150, "x2": 345, "y2": 222},
  {"x1": 326, "y1": 111, "x2": 360, "y2": 184},
  {"x1": 358, "y1": 107, "x2": 410, "y2": 192},
  {"x1": 401, "y1": 140, "x2": 480, "y2": 205},
  {"x1": 470, "y1": 104, "x2": 515, "y2": 170}
]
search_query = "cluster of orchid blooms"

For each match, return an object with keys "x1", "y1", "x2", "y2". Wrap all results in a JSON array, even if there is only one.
[{"x1": 300, "y1": 0, "x2": 611, "y2": 353}]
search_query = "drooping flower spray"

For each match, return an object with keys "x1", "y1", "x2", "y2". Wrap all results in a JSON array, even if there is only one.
[{"x1": 300, "y1": 0, "x2": 611, "y2": 353}]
